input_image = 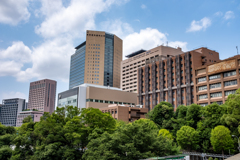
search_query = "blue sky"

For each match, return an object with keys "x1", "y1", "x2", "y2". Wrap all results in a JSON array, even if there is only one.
[{"x1": 0, "y1": 0, "x2": 239, "y2": 104}]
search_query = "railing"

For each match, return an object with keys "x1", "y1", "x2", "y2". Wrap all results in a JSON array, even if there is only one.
[{"x1": 182, "y1": 151, "x2": 234, "y2": 159}]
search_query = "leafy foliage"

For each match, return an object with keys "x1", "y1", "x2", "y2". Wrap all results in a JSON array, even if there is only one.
[
  {"x1": 210, "y1": 125, "x2": 234, "y2": 154},
  {"x1": 176, "y1": 126, "x2": 199, "y2": 151}
]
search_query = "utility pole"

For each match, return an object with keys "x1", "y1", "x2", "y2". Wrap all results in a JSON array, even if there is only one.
[{"x1": 237, "y1": 46, "x2": 239, "y2": 55}]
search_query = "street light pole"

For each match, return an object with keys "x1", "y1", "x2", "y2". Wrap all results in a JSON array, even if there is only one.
[{"x1": 232, "y1": 135, "x2": 240, "y2": 153}]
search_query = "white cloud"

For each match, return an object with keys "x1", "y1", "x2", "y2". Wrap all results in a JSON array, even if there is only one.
[
  {"x1": 0, "y1": 61, "x2": 23, "y2": 77},
  {"x1": 16, "y1": 37, "x2": 74, "y2": 82},
  {"x1": 123, "y1": 28, "x2": 187, "y2": 58},
  {"x1": 0, "y1": 0, "x2": 30, "y2": 25},
  {"x1": 1, "y1": 91, "x2": 27, "y2": 100},
  {"x1": 100, "y1": 19, "x2": 134, "y2": 39},
  {"x1": 141, "y1": 4, "x2": 146, "y2": 9},
  {"x1": 186, "y1": 17, "x2": 211, "y2": 32},
  {"x1": 224, "y1": 11, "x2": 234, "y2": 20},
  {"x1": 35, "y1": 0, "x2": 123, "y2": 39},
  {"x1": 0, "y1": 41, "x2": 32, "y2": 63}
]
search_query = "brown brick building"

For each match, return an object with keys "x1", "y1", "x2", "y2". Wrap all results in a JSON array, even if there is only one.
[
  {"x1": 99, "y1": 104, "x2": 148, "y2": 122},
  {"x1": 137, "y1": 47, "x2": 220, "y2": 111},
  {"x1": 28, "y1": 79, "x2": 57, "y2": 114},
  {"x1": 195, "y1": 55, "x2": 240, "y2": 106}
]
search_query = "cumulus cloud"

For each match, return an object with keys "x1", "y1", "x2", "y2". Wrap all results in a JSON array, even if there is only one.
[
  {"x1": 224, "y1": 11, "x2": 234, "y2": 20},
  {"x1": 16, "y1": 37, "x2": 74, "y2": 82},
  {"x1": 0, "y1": 0, "x2": 30, "y2": 25},
  {"x1": 0, "y1": 41, "x2": 32, "y2": 77},
  {"x1": 35, "y1": 0, "x2": 123, "y2": 39},
  {"x1": 100, "y1": 19, "x2": 134, "y2": 38},
  {"x1": 186, "y1": 17, "x2": 211, "y2": 32},
  {"x1": 123, "y1": 28, "x2": 187, "y2": 58},
  {"x1": 214, "y1": 11, "x2": 223, "y2": 16}
]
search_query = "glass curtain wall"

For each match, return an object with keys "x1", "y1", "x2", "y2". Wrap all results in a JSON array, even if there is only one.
[{"x1": 104, "y1": 33, "x2": 114, "y2": 86}]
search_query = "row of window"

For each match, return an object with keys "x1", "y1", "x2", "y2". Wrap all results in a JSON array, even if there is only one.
[
  {"x1": 198, "y1": 70, "x2": 237, "y2": 83},
  {"x1": 86, "y1": 99, "x2": 135, "y2": 105},
  {"x1": 198, "y1": 80, "x2": 238, "y2": 91},
  {"x1": 199, "y1": 90, "x2": 236, "y2": 100}
]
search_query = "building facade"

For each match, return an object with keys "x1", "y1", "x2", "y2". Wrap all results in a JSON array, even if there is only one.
[
  {"x1": 58, "y1": 83, "x2": 137, "y2": 109},
  {"x1": 16, "y1": 111, "x2": 43, "y2": 127},
  {"x1": 137, "y1": 47, "x2": 220, "y2": 111},
  {"x1": 28, "y1": 79, "x2": 57, "y2": 114},
  {"x1": 0, "y1": 98, "x2": 26, "y2": 126},
  {"x1": 69, "y1": 30, "x2": 122, "y2": 89},
  {"x1": 121, "y1": 45, "x2": 184, "y2": 93},
  {"x1": 99, "y1": 104, "x2": 148, "y2": 122},
  {"x1": 195, "y1": 55, "x2": 240, "y2": 106}
]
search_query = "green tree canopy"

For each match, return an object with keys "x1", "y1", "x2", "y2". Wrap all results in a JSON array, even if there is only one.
[
  {"x1": 210, "y1": 125, "x2": 234, "y2": 155},
  {"x1": 186, "y1": 104, "x2": 202, "y2": 129},
  {"x1": 176, "y1": 126, "x2": 199, "y2": 151},
  {"x1": 83, "y1": 119, "x2": 180, "y2": 160},
  {"x1": 158, "y1": 129, "x2": 173, "y2": 140},
  {"x1": 147, "y1": 101, "x2": 174, "y2": 129}
]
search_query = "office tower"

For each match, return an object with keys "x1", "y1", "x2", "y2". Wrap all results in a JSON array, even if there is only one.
[
  {"x1": 28, "y1": 79, "x2": 57, "y2": 114},
  {"x1": 69, "y1": 30, "x2": 122, "y2": 89},
  {"x1": 0, "y1": 98, "x2": 26, "y2": 126},
  {"x1": 58, "y1": 83, "x2": 137, "y2": 109},
  {"x1": 137, "y1": 47, "x2": 220, "y2": 111},
  {"x1": 195, "y1": 55, "x2": 240, "y2": 106},
  {"x1": 121, "y1": 45, "x2": 184, "y2": 93}
]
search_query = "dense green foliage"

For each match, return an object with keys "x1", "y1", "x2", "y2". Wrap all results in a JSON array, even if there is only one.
[
  {"x1": 210, "y1": 125, "x2": 234, "y2": 155},
  {"x1": 1, "y1": 89, "x2": 240, "y2": 159}
]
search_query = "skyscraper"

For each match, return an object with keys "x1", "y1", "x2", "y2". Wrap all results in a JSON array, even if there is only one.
[
  {"x1": 28, "y1": 79, "x2": 57, "y2": 114},
  {"x1": 69, "y1": 30, "x2": 122, "y2": 89}
]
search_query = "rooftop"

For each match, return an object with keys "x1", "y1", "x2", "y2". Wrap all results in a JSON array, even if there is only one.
[
  {"x1": 125, "y1": 49, "x2": 146, "y2": 58},
  {"x1": 73, "y1": 83, "x2": 123, "y2": 91},
  {"x1": 75, "y1": 41, "x2": 86, "y2": 50}
]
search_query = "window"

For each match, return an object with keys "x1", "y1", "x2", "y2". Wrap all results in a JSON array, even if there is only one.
[
  {"x1": 224, "y1": 80, "x2": 237, "y2": 87},
  {"x1": 209, "y1": 74, "x2": 221, "y2": 80},
  {"x1": 198, "y1": 77, "x2": 206, "y2": 82},
  {"x1": 224, "y1": 71, "x2": 236, "y2": 77},
  {"x1": 210, "y1": 92, "x2": 222, "y2": 98},
  {"x1": 210, "y1": 83, "x2": 221, "y2": 89},
  {"x1": 199, "y1": 94, "x2": 208, "y2": 100},
  {"x1": 198, "y1": 85, "x2": 207, "y2": 91},
  {"x1": 225, "y1": 90, "x2": 236, "y2": 96}
]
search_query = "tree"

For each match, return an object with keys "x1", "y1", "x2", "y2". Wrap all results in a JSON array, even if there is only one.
[
  {"x1": 147, "y1": 101, "x2": 174, "y2": 128},
  {"x1": 22, "y1": 115, "x2": 33, "y2": 123},
  {"x1": 186, "y1": 104, "x2": 202, "y2": 129},
  {"x1": 0, "y1": 146, "x2": 12, "y2": 160},
  {"x1": 83, "y1": 119, "x2": 180, "y2": 160},
  {"x1": 176, "y1": 126, "x2": 199, "y2": 151},
  {"x1": 158, "y1": 129, "x2": 173, "y2": 140},
  {"x1": 221, "y1": 89, "x2": 240, "y2": 132},
  {"x1": 210, "y1": 125, "x2": 234, "y2": 156}
]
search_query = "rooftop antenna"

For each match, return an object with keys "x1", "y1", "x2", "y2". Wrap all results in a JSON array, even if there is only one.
[
  {"x1": 166, "y1": 41, "x2": 168, "y2": 46},
  {"x1": 237, "y1": 46, "x2": 239, "y2": 55}
]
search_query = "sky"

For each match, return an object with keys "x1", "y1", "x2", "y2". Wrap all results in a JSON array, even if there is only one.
[{"x1": 0, "y1": 0, "x2": 239, "y2": 104}]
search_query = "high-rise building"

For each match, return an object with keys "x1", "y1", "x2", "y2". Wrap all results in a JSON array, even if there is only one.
[
  {"x1": 69, "y1": 30, "x2": 122, "y2": 89},
  {"x1": 137, "y1": 47, "x2": 220, "y2": 111},
  {"x1": 121, "y1": 45, "x2": 184, "y2": 93},
  {"x1": 0, "y1": 98, "x2": 26, "y2": 126},
  {"x1": 28, "y1": 79, "x2": 57, "y2": 114}
]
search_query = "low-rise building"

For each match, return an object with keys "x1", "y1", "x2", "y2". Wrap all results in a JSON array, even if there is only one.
[
  {"x1": 99, "y1": 104, "x2": 148, "y2": 122},
  {"x1": 16, "y1": 111, "x2": 43, "y2": 127},
  {"x1": 58, "y1": 83, "x2": 137, "y2": 109},
  {"x1": 195, "y1": 55, "x2": 240, "y2": 106}
]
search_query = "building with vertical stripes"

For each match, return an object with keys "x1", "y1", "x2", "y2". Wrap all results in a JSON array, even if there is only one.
[{"x1": 137, "y1": 47, "x2": 220, "y2": 111}]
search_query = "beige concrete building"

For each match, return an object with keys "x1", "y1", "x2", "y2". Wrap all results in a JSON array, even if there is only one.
[
  {"x1": 69, "y1": 30, "x2": 122, "y2": 89},
  {"x1": 137, "y1": 47, "x2": 220, "y2": 111},
  {"x1": 58, "y1": 83, "x2": 137, "y2": 109},
  {"x1": 121, "y1": 45, "x2": 184, "y2": 93},
  {"x1": 100, "y1": 104, "x2": 148, "y2": 122},
  {"x1": 16, "y1": 111, "x2": 43, "y2": 127},
  {"x1": 195, "y1": 55, "x2": 240, "y2": 106}
]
